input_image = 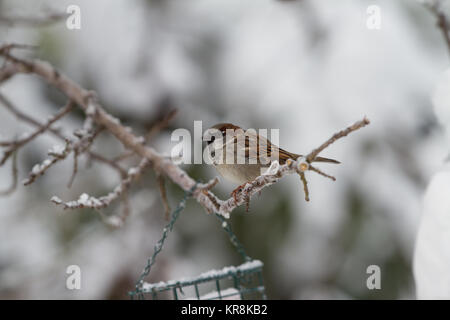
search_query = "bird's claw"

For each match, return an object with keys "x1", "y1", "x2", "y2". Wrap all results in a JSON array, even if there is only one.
[
  {"x1": 231, "y1": 183, "x2": 252, "y2": 212},
  {"x1": 231, "y1": 183, "x2": 247, "y2": 203}
]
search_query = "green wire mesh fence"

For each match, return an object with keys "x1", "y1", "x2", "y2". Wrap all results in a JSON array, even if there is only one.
[{"x1": 129, "y1": 185, "x2": 267, "y2": 300}]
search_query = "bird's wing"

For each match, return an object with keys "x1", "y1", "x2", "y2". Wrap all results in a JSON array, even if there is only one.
[{"x1": 240, "y1": 130, "x2": 297, "y2": 165}]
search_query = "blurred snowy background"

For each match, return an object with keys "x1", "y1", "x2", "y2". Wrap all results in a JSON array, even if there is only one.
[{"x1": 0, "y1": 0, "x2": 449, "y2": 299}]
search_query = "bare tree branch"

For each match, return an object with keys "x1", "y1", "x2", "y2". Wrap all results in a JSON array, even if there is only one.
[
  {"x1": 0, "y1": 92, "x2": 125, "y2": 178},
  {"x1": 0, "y1": 100, "x2": 74, "y2": 165},
  {"x1": 51, "y1": 158, "x2": 150, "y2": 227},
  {"x1": 22, "y1": 139, "x2": 71, "y2": 186},
  {"x1": 0, "y1": 150, "x2": 17, "y2": 196},
  {"x1": 156, "y1": 173, "x2": 171, "y2": 220},
  {"x1": 425, "y1": 0, "x2": 450, "y2": 56},
  {"x1": 0, "y1": 44, "x2": 370, "y2": 221},
  {"x1": 112, "y1": 109, "x2": 178, "y2": 163},
  {"x1": 305, "y1": 117, "x2": 370, "y2": 163},
  {"x1": 0, "y1": 12, "x2": 67, "y2": 27}
]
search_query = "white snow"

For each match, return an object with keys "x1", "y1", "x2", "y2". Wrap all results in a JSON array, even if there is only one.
[
  {"x1": 414, "y1": 66, "x2": 450, "y2": 299},
  {"x1": 128, "y1": 167, "x2": 138, "y2": 176},
  {"x1": 184, "y1": 287, "x2": 241, "y2": 300},
  {"x1": 48, "y1": 144, "x2": 66, "y2": 156},
  {"x1": 432, "y1": 68, "x2": 450, "y2": 133},
  {"x1": 50, "y1": 196, "x2": 62, "y2": 204},
  {"x1": 31, "y1": 164, "x2": 41, "y2": 175},
  {"x1": 48, "y1": 144, "x2": 65, "y2": 154},
  {"x1": 414, "y1": 170, "x2": 450, "y2": 299},
  {"x1": 86, "y1": 103, "x2": 96, "y2": 116},
  {"x1": 78, "y1": 193, "x2": 90, "y2": 206},
  {"x1": 28, "y1": 158, "x2": 53, "y2": 178},
  {"x1": 1, "y1": 0, "x2": 447, "y2": 299},
  {"x1": 142, "y1": 260, "x2": 263, "y2": 292},
  {"x1": 263, "y1": 160, "x2": 280, "y2": 176}
]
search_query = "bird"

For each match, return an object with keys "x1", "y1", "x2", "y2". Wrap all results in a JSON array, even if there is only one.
[{"x1": 205, "y1": 123, "x2": 340, "y2": 201}]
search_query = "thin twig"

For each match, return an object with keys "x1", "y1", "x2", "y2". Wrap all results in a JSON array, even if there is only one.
[
  {"x1": 306, "y1": 117, "x2": 370, "y2": 163},
  {"x1": 157, "y1": 173, "x2": 171, "y2": 220},
  {"x1": 299, "y1": 172, "x2": 310, "y2": 202},
  {"x1": 426, "y1": 0, "x2": 450, "y2": 56},
  {"x1": 146, "y1": 109, "x2": 178, "y2": 142},
  {"x1": 0, "y1": 45, "x2": 370, "y2": 219},
  {"x1": 67, "y1": 150, "x2": 79, "y2": 188},
  {"x1": 0, "y1": 12, "x2": 67, "y2": 27},
  {"x1": 0, "y1": 151, "x2": 18, "y2": 196},
  {"x1": 23, "y1": 139, "x2": 72, "y2": 186},
  {"x1": 0, "y1": 93, "x2": 63, "y2": 137},
  {"x1": 0, "y1": 93, "x2": 125, "y2": 178},
  {"x1": 51, "y1": 158, "x2": 150, "y2": 211},
  {"x1": 0, "y1": 100, "x2": 74, "y2": 165},
  {"x1": 309, "y1": 164, "x2": 336, "y2": 181},
  {"x1": 113, "y1": 109, "x2": 178, "y2": 163},
  {"x1": 88, "y1": 152, "x2": 127, "y2": 176}
]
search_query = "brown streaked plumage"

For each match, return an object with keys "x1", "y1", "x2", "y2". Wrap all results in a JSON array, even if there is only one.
[{"x1": 206, "y1": 123, "x2": 339, "y2": 200}]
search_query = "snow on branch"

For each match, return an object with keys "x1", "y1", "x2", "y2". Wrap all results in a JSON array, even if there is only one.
[
  {"x1": 22, "y1": 139, "x2": 72, "y2": 186},
  {"x1": 203, "y1": 117, "x2": 370, "y2": 216},
  {"x1": 51, "y1": 158, "x2": 150, "y2": 227},
  {"x1": 21, "y1": 117, "x2": 101, "y2": 186},
  {"x1": 0, "y1": 100, "x2": 74, "y2": 166},
  {"x1": 0, "y1": 92, "x2": 126, "y2": 180},
  {"x1": 51, "y1": 159, "x2": 150, "y2": 209},
  {"x1": 0, "y1": 43, "x2": 369, "y2": 222}
]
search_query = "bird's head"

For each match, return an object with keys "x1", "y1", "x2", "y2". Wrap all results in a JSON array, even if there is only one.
[{"x1": 205, "y1": 123, "x2": 242, "y2": 145}]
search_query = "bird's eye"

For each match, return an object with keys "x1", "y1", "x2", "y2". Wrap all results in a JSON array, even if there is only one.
[{"x1": 207, "y1": 135, "x2": 216, "y2": 145}]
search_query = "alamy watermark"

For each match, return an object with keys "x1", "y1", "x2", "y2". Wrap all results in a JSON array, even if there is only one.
[
  {"x1": 366, "y1": 264, "x2": 381, "y2": 290},
  {"x1": 66, "y1": 5, "x2": 81, "y2": 30},
  {"x1": 366, "y1": 5, "x2": 381, "y2": 30},
  {"x1": 66, "y1": 264, "x2": 81, "y2": 290},
  {"x1": 170, "y1": 121, "x2": 280, "y2": 166}
]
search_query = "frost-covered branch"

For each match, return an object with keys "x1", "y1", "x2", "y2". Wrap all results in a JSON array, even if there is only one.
[
  {"x1": 0, "y1": 100, "x2": 74, "y2": 165},
  {"x1": 0, "y1": 45, "x2": 229, "y2": 218},
  {"x1": 0, "y1": 43, "x2": 369, "y2": 222},
  {"x1": 305, "y1": 117, "x2": 370, "y2": 163},
  {"x1": 51, "y1": 158, "x2": 150, "y2": 227},
  {"x1": 204, "y1": 118, "x2": 369, "y2": 216},
  {"x1": 22, "y1": 139, "x2": 72, "y2": 186},
  {"x1": 0, "y1": 92, "x2": 125, "y2": 178},
  {"x1": 50, "y1": 159, "x2": 149, "y2": 210}
]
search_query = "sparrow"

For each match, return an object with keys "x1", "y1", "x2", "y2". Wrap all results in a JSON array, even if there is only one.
[{"x1": 205, "y1": 123, "x2": 340, "y2": 202}]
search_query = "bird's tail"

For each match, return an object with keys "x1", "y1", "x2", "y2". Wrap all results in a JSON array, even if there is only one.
[
  {"x1": 312, "y1": 156, "x2": 340, "y2": 164},
  {"x1": 291, "y1": 153, "x2": 340, "y2": 164}
]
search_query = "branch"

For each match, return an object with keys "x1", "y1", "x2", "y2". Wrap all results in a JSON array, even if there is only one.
[
  {"x1": 0, "y1": 46, "x2": 225, "y2": 216},
  {"x1": 22, "y1": 139, "x2": 72, "y2": 186},
  {"x1": 0, "y1": 151, "x2": 17, "y2": 196},
  {"x1": 0, "y1": 12, "x2": 67, "y2": 27},
  {"x1": 425, "y1": 0, "x2": 450, "y2": 56},
  {"x1": 0, "y1": 44, "x2": 370, "y2": 220},
  {"x1": 204, "y1": 118, "x2": 368, "y2": 214},
  {"x1": 0, "y1": 92, "x2": 126, "y2": 179},
  {"x1": 156, "y1": 173, "x2": 171, "y2": 220},
  {"x1": 51, "y1": 158, "x2": 150, "y2": 227},
  {"x1": 0, "y1": 100, "x2": 74, "y2": 165},
  {"x1": 305, "y1": 117, "x2": 370, "y2": 163},
  {"x1": 112, "y1": 109, "x2": 178, "y2": 163}
]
